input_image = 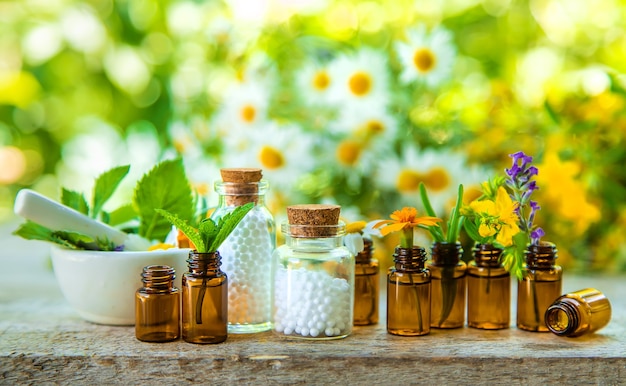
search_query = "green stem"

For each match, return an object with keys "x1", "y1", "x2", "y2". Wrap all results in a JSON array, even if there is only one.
[{"x1": 195, "y1": 262, "x2": 208, "y2": 324}]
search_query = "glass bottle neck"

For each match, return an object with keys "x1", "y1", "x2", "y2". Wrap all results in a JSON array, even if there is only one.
[
  {"x1": 215, "y1": 181, "x2": 267, "y2": 206},
  {"x1": 473, "y1": 243, "x2": 503, "y2": 268},
  {"x1": 525, "y1": 241, "x2": 557, "y2": 269},
  {"x1": 393, "y1": 246, "x2": 427, "y2": 271},
  {"x1": 141, "y1": 265, "x2": 175, "y2": 292},
  {"x1": 355, "y1": 238, "x2": 374, "y2": 264},
  {"x1": 545, "y1": 299, "x2": 580, "y2": 336},
  {"x1": 431, "y1": 242, "x2": 462, "y2": 266},
  {"x1": 187, "y1": 251, "x2": 222, "y2": 277}
]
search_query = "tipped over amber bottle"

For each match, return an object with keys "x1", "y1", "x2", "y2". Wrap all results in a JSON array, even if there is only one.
[
  {"x1": 467, "y1": 244, "x2": 510, "y2": 330},
  {"x1": 387, "y1": 246, "x2": 431, "y2": 336},
  {"x1": 545, "y1": 288, "x2": 611, "y2": 337},
  {"x1": 182, "y1": 251, "x2": 228, "y2": 344},
  {"x1": 135, "y1": 265, "x2": 180, "y2": 342},
  {"x1": 517, "y1": 241, "x2": 562, "y2": 332},
  {"x1": 354, "y1": 238, "x2": 379, "y2": 326},
  {"x1": 428, "y1": 242, "x2": 466, "y2": 329}
]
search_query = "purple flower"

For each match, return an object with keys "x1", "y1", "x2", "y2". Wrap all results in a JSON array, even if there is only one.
[
  {"x1": 114, "y1": 244, "x2": 125, "y2": 252},
  {"x1": 531, "y1": 227, "x2": 545, "y2": 245}
]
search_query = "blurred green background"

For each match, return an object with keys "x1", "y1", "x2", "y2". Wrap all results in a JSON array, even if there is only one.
[{"x1": 2, "y1": 0, "x2": 626, "y2": 271}]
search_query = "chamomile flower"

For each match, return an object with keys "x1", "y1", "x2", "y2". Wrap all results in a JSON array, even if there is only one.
[
  {"x1": 213, "y1": 78, "x2": 271, "y2": 135},
  {"x1": 296, "y1": 61, "x2": 334, "y2": 106},
  {"x1": 394, "y1": 24, "x2": 456, "y2": 88},
  {"x1": 222, "y1": 121, "x2": 315, "y2": 192},
  {"x1": 377, "y1": 145, "x2": 486, "y2": 216},
  {"x1": 327, "y1": 47, "x2": 390, "y2": 108},
  {"x1": 330, "y1": 104, "x2": 398, "y2": 140}
]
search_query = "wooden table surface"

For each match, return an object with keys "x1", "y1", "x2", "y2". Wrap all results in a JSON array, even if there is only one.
[{"x1": 1, "y1": 221, "x2": 624, "y2": 384}]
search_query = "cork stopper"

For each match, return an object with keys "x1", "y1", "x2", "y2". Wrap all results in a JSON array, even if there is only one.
[
  {"x1": 220, "y1": 168, "x2": 262, "y2": 183},
  {"x1": 286, "y1": 204, "x2": 341, "y2": 237},
  {"x1": 217, "y1": 168, "x2": 264, "y2": 206}
]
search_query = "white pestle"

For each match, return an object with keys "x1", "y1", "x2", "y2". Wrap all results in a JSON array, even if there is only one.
[{"x1": 13, "y1": 189, "x2": 149, "y2": 251}]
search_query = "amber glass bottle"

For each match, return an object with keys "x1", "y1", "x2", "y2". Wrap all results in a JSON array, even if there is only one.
[
  {"x1": 545, "y1": 288, "x2": 612, "y2": 337},
  {"x1": 354, "y1": 238, "x2": 379, "y2": 326},
  {"x1": 135, "y1": 265, "x2": 180, "y2": 342},
  {"x1": 467, "y1": 244, "x2": 510, "y2": 329},
  {"x1": 428, "y1": 242, "x2": 466, "y2": 329},
  {"x1": 387, "y1": 246, "x2": 431, "y2": 336},
  {"x1": 182, "y1": 251, "x2": 228, "y2": 344},
  {"x1": 517, "y1": 241, "x2": 562, "y2": 332}
]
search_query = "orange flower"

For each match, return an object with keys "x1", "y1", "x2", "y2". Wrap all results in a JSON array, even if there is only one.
[
  {"x1": 374, "y1": 207, "x2": 441, "y2": 248},
  {"x1": 375, "y1": 207, "x2": 441, "y2": 235}
]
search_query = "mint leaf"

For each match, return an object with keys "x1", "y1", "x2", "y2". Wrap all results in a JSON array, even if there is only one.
[
  {"x1": 134, "y1": 159, "x2": 194, "y2": 241},
  {"x1": 92, "y1": 165, "x2": 130, "y2": 219},
  {"x1": 199, "y1": 218, "x2": 218, "y2": 251},
  {"x1": 155, "y1": 209, "x2": 205, "y2": 251},
  {"x1": 61, "y1": 188, "x2": 89, "y2": 215},
  {"x1": 104, "y1": 204, "x2": 137, "y2": 226},
  {"x1": 208, "y1": 202, "x2": 254, "y2": 252},
  {"x1": 13, "y1": 221, "x2": 91, "y2": 250}
]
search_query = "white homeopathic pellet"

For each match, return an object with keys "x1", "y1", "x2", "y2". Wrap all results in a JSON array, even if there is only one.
[
  {"x1": 220, "y1": 210, "x2": 274, "y2": 326},
  {"x1": 274, "y1": 267, "x2": 352, "y2": 338}
]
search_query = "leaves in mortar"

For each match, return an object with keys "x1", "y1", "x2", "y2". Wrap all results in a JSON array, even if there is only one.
[
  {"x1": 92, "y1": 165, "x2": 130, "y2": 219},
  {"x1": 12, "y1": 221, "x2": 115, "y2": 250},
  {"x1": 103, "y1": 204, "x2": 137, "y2": 226},
  {"x1": 134, "y1": 159, "x2": 194, "y2": 241},
  {"x1": 61, "y1": 188, "x2": 89, "y2": 215}
]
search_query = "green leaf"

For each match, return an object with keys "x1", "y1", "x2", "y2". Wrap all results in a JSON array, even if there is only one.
[
  {"x1": 61, "y1": 188, "x2": 89, "y2": 215},
  {"x1": 92, "y1": 165, "x2": 130, "y2": 219},
  {"x1": 419, "y1": 182, "x2": 438, "y2": 218},
  {"x1": 104, "y1": 204, "x2": 137, "y2": 226},
  {"x1": 155, "y1": 209, "x2": 205, "y2": 252},
  {"x1": 463, "y1": 219, "x2": 484, "y2": 244},
  {"x1": 134, "y1": 159, "x2": 194, "y2": 241},
  {"x1": 208, "y1": 203, "x2": 254, "y2": 252},
  {"x1": 13, "y1": 221, "x2": 92, "y2": 250},
  {"x1": 199, "y1": 219, "x2": 218, "y2": 251},
  {"x1": 446, "y1": 184, "x2": 464, "y2": 243}
]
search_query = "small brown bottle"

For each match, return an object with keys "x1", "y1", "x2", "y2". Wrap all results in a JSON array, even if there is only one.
[
  {"x1": 428, "y1": 242, "x2": 466, "y2": 328},
  {"x1": 135, "y1": 265, "x2": 180, "y2": 342},
  {"x1": 387, "y1": 246, "x2": 431, "y2": 336},
  {"x1": 467, "y1": 244, "x2": 510, "y2": 329},
  {"x1": 517, "y1": 241, "x2": 562, "y2": 332},
  {"x1": 182, "y1": 251, "x2": 228, "y2": 344},
  {"x1": 354, "y1": 238, "x2": 379, "y2": 326},
  {"x1": 545, "y1": 288, "x2": 612, "y2": 337}
]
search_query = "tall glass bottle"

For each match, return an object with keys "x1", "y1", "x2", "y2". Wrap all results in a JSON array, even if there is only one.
[
  {"x1": 182, "y1": 251, "x2": 227, "y2": 344},
  {"x1": 354, "y1": 238, "x2": 379, "y2": 326},
  {"x1": 545, "y1": 288, "x2": 612, "y2": 337},
  {"x1": 428, "y1": 242, "x2": 466, "y2": 329},
  {"x1": 387, "y1": 246, "x2": 431, "y2": 336},
  {"x1": 211, "y1": 168, "x2": 275, "y2": 334},
  {"x1": 272, "y1": 204, "x2": 354, "y2": 340},
  {"x1": 517, "y1": 241, "x2": 562, "y2": 332},
  {"x1": 135, "y1": 265, "x2": 180, "y2": 342},
  {"x1": 467, "y1": 244, "x2": 510, "y2": 329}
]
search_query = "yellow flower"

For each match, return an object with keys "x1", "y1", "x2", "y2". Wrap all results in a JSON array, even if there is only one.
[
  {"x1": 469, "y1": 187, "x2": 520, "y2": 247},
  {"x1": 374, "y1": 207, "x2": 441, "y2": 236},
  {"x1": 346, "y1": 220, "x2": 367, "y2": 234}
]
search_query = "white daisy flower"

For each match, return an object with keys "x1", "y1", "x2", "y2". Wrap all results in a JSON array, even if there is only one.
[
  {"x1": 377, "y1": 145, "x2": 487, "y2": 216},
  {"x1": 394, "y1": 24, "x2": 456, "y2": 88},
  {"x1": 221, "y1": 121, "x2": 315, "y2": 193},
  {"x1": 327, "y1": 47, "x2": 390, "y2": 107},
  {"x1": 330, "y1": 104, "x2": 398, "y2": 140},
  {"x1": 296, "y1": 61, "x2": 334, "y2": 106}
]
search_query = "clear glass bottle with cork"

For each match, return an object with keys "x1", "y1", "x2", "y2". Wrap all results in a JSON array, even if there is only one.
[
  {"x1": 545, "y1": 288, "x2": 611, "y2": 337},
  {"x1": 353, "y1": 237, "x2": 379, "y2": 326},
  {"x1": 517, "y1": 241, "x2": 562, "y2": 332},
  {"x1": 210, "y1": 168, "x2": 275, "y2": 334},
  {"x1": 135, "y1": 265, "x2": 180, "y2": 342},
  {"x1": 182, "y1": 251, "x2": 228, "y2": 344},
  {"x1": 272, "y1": 204, "x2": 355, "y2": 340},
  {"x1": 467, "y1": 244, "x2": 510, "y2": 329}
]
